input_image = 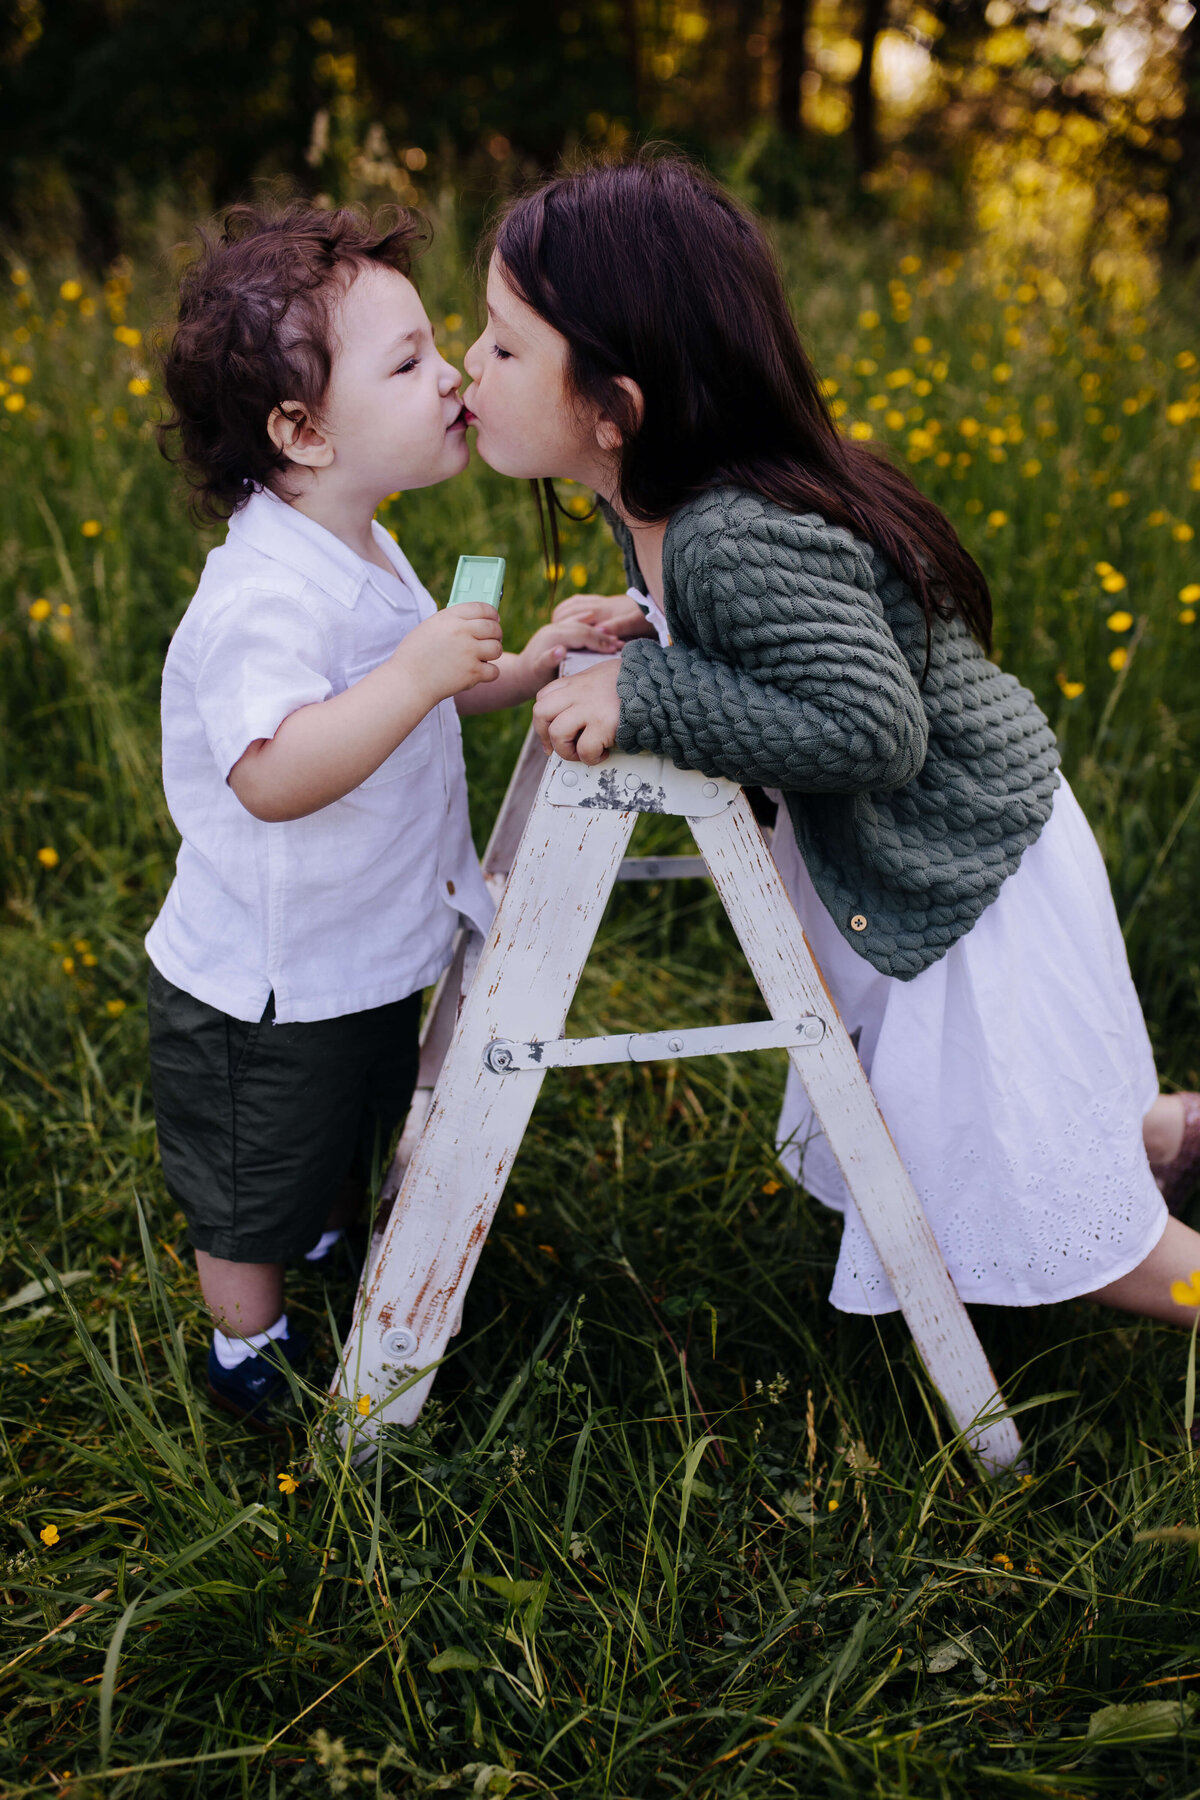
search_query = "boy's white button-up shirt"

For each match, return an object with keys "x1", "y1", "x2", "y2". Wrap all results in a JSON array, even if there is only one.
[{"x1": 146, "y1": 487, "x2": 494, "y2": 1024}]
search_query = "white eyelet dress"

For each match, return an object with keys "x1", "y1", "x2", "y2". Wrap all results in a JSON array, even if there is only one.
[{"x1": 768, "y1": 775, "x2": 1168, "y2": 1314}]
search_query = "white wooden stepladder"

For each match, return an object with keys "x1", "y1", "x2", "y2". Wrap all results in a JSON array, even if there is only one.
[{"x1": 332, "y1": 724, "x2": 1024, "y2": 1472}]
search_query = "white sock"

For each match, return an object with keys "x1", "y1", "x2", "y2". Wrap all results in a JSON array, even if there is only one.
[
  {"x1": 304, "y1": 1229, "x2": 344, "y2": 1263},
  {"x1": 212, "y1": 1311, "x2": 289, "y2": 1371}
]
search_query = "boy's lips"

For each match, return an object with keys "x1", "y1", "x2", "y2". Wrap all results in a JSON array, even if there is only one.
[{"x1": 447, "y1": 403, "x2": 468, "y2": 432}]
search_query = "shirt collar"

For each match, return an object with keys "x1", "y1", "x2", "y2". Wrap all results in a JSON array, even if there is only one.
[{"x1": 226, "y1": 487, "x2": 412, "y2": 609}]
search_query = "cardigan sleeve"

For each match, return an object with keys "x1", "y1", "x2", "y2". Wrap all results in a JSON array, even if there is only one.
[{"x1": 613, "y1": 493, "x2": 929, "y2": 795}]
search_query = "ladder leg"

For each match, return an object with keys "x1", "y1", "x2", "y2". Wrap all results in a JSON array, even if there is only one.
[
  {"x1": 335, "y1": 770, "x2": 637, "y2": 1432},
  {"x1": 378, "y1": 726, "x2": 549, "y2": 1218},
  {"x1": 691, "y1": 794, "x2": 1023, "y2": 1472}
]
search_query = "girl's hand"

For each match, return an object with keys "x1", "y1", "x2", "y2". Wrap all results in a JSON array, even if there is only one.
[
  {"x1": 532, "y1": 659, "x2": 621, "y2": 765},
  {"x1": 515, "y1": 616, "x2": 622, "y2": 697},
  {"x1": 552, "y1": 591, "x2": 657, "y2": 641}
]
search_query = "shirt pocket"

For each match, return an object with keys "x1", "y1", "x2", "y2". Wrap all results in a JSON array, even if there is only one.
[{"x1": 343, "y1": 659, "x2": 439, "y2": 787}]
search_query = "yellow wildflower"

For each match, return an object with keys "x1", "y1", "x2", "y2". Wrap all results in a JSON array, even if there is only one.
[
  {"x1": 1148, "y1": 510, "x2": 1168, "y2": 527},
  {"x1": 57, "y1": 602, "x2": 71, "y2": 617},
  {"x1": 29, "y1": 598, "x2": 52, "y2": 621},
  {"x1": 1061, "y1": 681, "x2": 1085, "y2": 699},
  {"x1": 820, "y1": 377, "x2": 839, "y2": 398},
  {"x1": 1174, "y1": 523, "x2": 1195, "y2": 543},
  {"x1": 1180, "y1": 584, "x2": 1200, "y2": 603},
  {"x1": 853, "y1": 358, "x2": 877, "y2": 376},
  {"x1": 569, "y1": 563, "x2": 588, "y2": 585},
  {"x1": 61, "y1": 957, "x2": 75, "y2": 974},
  {"x1": 512, "y1": 1201, "x2": 528, "y2": 1218},
  {"x1": 444, "y1": 313, "x2": 463, "y2": 332},
  {"x1": 566, "y1": 495, "x2": 590, "y2": 517},
  {"x1": 959, "y1": 418, "x2": 980, "y2": 439},
  {"x1": 1178, "y1": 352, "x2": 1198, "y2": 371},
  {"x1": 858, "y1": 310, "x2": 880, "y2": 330},
  {"x1": 1106, "y1": 610, "x2": 1133, "y2": 632},
  {"x1": 849, "y1": 421, "x2": 873, "y2": 440},
  {"x1": 899, "y1": 255, "x2": 921, "y2": 276},
  {"x1": 278, "y1": 1472, "x2": 299, "y2": 1495},
  {"x1": 127, "y1": 377, "x2": 151, "y2": 396},
  {"x1": 885, "y1": 368, "x2": 913, "y2": 388},
  {"x1": 1167, "y1": 402, "x2": 1190, "y2": 426},
  {"x1": 913, "y1": 335, "x2": 932, "y2": 354},
  {"x1": 1170, "y1": 1269, "x2": 1200, "y2": 1306},
  {"x1": 987, "y1": 510, "x2": 1008, "y2": 528},
  {"x1": 356, "y1": 1394, "x2": 371, "y2": 1416},
  {"x1": 964, "y1": 497, "x2": 983, "y2": 514},
  {"x1": 72, "y1": 939, "x2": 90, "y2": 952},
  {"x1": 11, "y1": 267, "x2": 28, "y2": 285},
  {"x1": 106, "y1": 999, "x2": 126, "y2": 1017},
  {"x1": 4, "y1": 394, "x2": 26, "y2": 413},
  {"x1": 113, "y1": 325, "x2": 142, "y2": 347},
  {"x1": 885, "y1": 410, "x2": 906, "y2": 430},
  {"x1": 81, "y1": 520, "x2": 102, "y2": 537},
  {"x1": 1101, "y1": 573, "x2": 1127, "y2": 594},
  {"x1": 82, "y1": 953, "x2": 97, "y2": 967},
  {"x1": 1021, "y1": 459, "x2": 1042, "y2": 478},
  {"x1": 762, "y1": 1178, "x2": 782, "y2": 1196},
  {"x1": 827, "y1": 1498, "x2": 840, "y2": 1512},
  {"x1": 1095, "y1": 560, "x2": 1114, "y2": 576},
  {"x1": 60, "y1": 280, "x2": 83, "y2": 302},
  {"x1": 39, "y1": 1524, "x2": 60, "y2": 1547},
  {"x1": 1181, "y1": 610, "x2": 1196, "y2": 625},
  {"x1": 992, "y1": 363, "x2": 1012, "y2": 383},
  {"x1": 36, "y1": 847, "x2": 59, "y2": 869},
  {"x1": 991, "y1": 1551, "x2": 1014, "y2": 1570},
  {"x1": 1108, "y1": 647, "x2": 1128, "y2": 672},
  {"x1": 11, "y1": 364, "x2": 32, "y2": 384},
  {"x1": 1107, "y1": 491, "x2": 1130, "y2": 508}
]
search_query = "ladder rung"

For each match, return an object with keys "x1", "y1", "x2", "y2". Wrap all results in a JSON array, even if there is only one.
[
  {"x1": 617, "y1": 855, "x2": 710, "y2": 881},
  {"x1": 483, "y1": 1016, "x2": 825, "y2": 1073}
]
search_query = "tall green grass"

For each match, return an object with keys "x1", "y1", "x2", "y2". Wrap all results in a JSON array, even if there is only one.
[{"x1": 3, "y1": 207, "x2": 1200, "y2": 1797}]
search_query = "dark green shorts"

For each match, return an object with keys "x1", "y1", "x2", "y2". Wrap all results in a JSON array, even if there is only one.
[{"x1": 147, "y1": 965, "x2": 422, "y2": 1263}]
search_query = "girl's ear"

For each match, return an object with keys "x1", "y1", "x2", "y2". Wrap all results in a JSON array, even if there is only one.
[
  {"x1": 595, "y1": 375, "x2": 644, "y2": 453},
  {"x1": 267, "y1": 402, "x2": 335, "y2": 468}
]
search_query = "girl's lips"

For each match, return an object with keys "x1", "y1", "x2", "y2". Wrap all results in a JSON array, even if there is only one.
[
  {"x1": 463, "y1": 407, "x2": 478, "y2": 426},
  {"x1": 447, "y1": 404, "x2": 468, "y2": 432}
]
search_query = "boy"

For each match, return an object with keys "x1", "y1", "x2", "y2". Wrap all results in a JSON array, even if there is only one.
[{"x1": 147, "y1": 202, "x2": 617, "y2": 1426}]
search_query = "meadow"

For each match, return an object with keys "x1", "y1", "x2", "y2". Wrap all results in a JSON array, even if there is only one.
[{"x1": 3, "y1": 200, "x2": 1200, "y2": 1798}]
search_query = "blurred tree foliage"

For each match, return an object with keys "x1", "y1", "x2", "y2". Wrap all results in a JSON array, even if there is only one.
[{"x1": 1, "y1": 0, "x2": 1196, "y2": 266}]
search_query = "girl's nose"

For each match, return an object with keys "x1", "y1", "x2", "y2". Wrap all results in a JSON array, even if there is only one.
[
  {"x1": 438, "y1": 356, "x2": 461, "y2": 394},
  {"x1": 463, "y1": 334, "x2": 483, "y2": 380}
]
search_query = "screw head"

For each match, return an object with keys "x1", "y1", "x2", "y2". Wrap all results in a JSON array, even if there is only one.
[
  {"x1": 702, "y1": 781, "x2": 719, "y2": 798},
  {"x1": 667, "y1": 1036, "x2": 683, "y2": 1052},
  {"x1": 560, "y1": 769, "x2": 579, "y2": 787},
  {"x1": 382, "y1": 1326, "x2": 418, "y2": 1358}
]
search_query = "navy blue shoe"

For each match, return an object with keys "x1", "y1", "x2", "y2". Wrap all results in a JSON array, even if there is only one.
[{"x1": 206, "y1": 1331, "x2": 309, "y2": 1433}]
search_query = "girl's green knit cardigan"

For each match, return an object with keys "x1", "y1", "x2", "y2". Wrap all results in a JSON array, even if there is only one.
[{"x1": 610, "y1": 486, "x2": 1061, "y2": 980}]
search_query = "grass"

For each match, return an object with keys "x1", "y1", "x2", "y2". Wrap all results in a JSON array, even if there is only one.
[{"x1": 3, "y1": 200, "x2": 1200, "y2": 1797}]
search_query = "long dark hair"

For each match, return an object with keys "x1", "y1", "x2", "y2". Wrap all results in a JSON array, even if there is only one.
[{"x1": 492, "y1": 151, "x2": 992, "y2": 655}]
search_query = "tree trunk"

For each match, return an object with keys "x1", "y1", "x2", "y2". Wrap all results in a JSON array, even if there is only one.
[
  {"x1": 1167, "y1": 8, "x2": 1200, "y2": 262},
  {"x1": 776, "y1": 0, "x2": 808, "y2": 138},
  {"x1": 852, "y1": 0, "x2": 887, "y2": 177}
]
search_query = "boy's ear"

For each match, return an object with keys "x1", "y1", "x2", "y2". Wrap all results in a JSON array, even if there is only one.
[
  {"x1": 267, "y1": 402, "x2": 335, "y2": 468},
  {"x1": 595, "y1": 375, "x2": 644, "y2": 454}
]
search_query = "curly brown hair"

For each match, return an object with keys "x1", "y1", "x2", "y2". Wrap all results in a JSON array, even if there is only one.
[{"x1": 158, "y1": 200, "x2": 429, "y2": 521}]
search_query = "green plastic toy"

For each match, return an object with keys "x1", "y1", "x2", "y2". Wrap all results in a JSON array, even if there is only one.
[{"x1": 446, "y1": 554, "x2": 505, "y2": 610}]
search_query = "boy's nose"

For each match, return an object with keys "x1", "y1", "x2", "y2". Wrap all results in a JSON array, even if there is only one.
[{"x1": 463, "y1": 336, "x2": 482, "y2": 380}]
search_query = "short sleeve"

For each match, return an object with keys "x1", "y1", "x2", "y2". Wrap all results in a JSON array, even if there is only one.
[{"x1": 195, "y1": 590, "x2": 333, "y2": 779}]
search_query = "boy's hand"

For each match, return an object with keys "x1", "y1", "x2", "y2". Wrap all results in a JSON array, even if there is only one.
[
  {"x1": 552, "y1": 591, "x2": 658, "y2": 640},
  {"x1": 514, "y1": 616, "x2": 624, "y2": 697},
  {"x1": 397, "y1": 602, "x2": 503, "y2": 705},
  {"x1": 532, "y1": 659, "x2": 621, "y2": 766}
]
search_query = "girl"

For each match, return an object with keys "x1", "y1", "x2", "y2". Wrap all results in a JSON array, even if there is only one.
[{"x1": 461, "y1": 152, "x2": 1200, "y2": 1332}]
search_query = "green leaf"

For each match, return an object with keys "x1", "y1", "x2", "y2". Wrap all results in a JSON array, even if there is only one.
[
  {"x1": 428, "y1": 1648, "x2": 483, "y2": 1673},
  {"x1": 474, "y1": 1573, "x2": 543, "y2": 1605},
  {"x1": 1086, "y1": 1700, "x2": 1195, "y2": 1744}
]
